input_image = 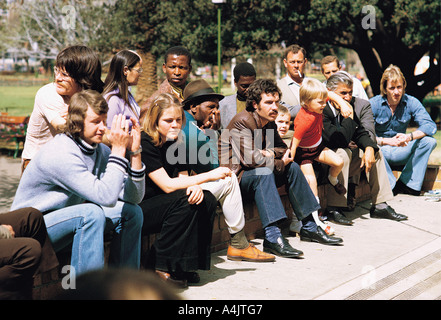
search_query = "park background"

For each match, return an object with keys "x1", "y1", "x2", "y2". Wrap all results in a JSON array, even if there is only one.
[
  {"x1": 0, "y1": 1, "x2": 441, "y2": 301},
  {"x1": 0, "y1": 0, "x2": 440, "y2": 163}
]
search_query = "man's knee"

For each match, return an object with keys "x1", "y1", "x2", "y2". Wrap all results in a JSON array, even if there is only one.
[
  {"x1": 202, "y1": 190, "x2": 218, "y2": 212},
  {"x1": 286, "y1": 161, "x2": 302, "y2": 180},
  {"x1": 11, "y1": 238, "x2": 42, "y2": 271},
  {"x1": 419, "y1": 136, "x2": 437, "y2": 151},
  {"x1": 121, "y1": 203, "x2": 144, "y2": 226},
  {"x1": 245, "y1": 167, "x2": 276, "y2": 185},
  {"x1": 82, "y1": 204, "x2": 106, "y2": 226}
]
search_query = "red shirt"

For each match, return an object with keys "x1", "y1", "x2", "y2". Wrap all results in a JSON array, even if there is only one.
[{"x1": 293, "y1": 108, "x2": 323, "y2": 147}]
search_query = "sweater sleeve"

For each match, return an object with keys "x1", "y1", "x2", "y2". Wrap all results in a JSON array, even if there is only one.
[{"x1": 49, "y1": 147, "x2": 130, "y2": 208}]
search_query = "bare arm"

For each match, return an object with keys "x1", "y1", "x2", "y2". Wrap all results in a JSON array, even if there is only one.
[{"x1": 148, "y1": 166, "x2": 232, "y2": 194}]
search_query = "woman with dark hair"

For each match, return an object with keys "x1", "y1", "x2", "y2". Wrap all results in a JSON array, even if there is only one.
[
  {"x1": 21, "y1": 45, "x2": 104, "y2": 172},
  {"x1": 139, "y1": 93, "x2": 225, "y2": 288},
  {"x1": 103, "y1": 50, "x2": 143, "y2": 127},
  {"x1": 12, "y1": 90, "x2": 145, "y2": 276}
]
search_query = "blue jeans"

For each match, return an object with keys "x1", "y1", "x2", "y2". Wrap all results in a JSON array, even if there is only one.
[
  {"x1": 381, "y1": 136, "x2": 437, "y2": 191},
  {"x1": 43, "y1": 201, "x2": 143, "y2": 275},
  {"x1": 240, "y1": 162, "x2": 320, "y2": 232}
]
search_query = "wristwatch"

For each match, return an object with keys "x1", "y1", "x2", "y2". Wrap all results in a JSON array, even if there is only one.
[{"x1": 128, "y1": 146, "x2": 142, "y2": 156}]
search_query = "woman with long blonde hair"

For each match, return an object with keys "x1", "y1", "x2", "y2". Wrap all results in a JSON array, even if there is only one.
[{"x1": 139, "y1": 93, "x2": 231, "y2": 288}]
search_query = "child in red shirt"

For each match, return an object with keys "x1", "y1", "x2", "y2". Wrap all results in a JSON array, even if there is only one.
[{"x1": 290, "y1": 78, "x2": 346, "y2": 235}]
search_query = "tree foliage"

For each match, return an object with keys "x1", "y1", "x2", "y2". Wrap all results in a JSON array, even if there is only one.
[
  {"x1": 8, "y1": 0, "x2": 441, "y2": 100},
  {"x1": 7, "y1": 0, "x2": 108, "y2": 60},
  {"x1": 288, "y1": 0, "x2": 441, "y2": 99}
]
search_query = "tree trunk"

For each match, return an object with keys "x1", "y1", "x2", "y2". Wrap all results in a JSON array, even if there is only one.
[{"x1": 135, "y1": 50, "x2": 158, "y2": 108}]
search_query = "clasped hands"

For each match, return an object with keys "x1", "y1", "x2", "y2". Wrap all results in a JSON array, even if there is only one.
[{"x1": 107, "y1": 114, "x2": 141, "y2": 156}]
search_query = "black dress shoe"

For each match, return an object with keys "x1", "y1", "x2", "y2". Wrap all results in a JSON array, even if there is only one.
[
  {"x1": 263, "y1": 237, "x2": 304, "y2": 258},
  {"x1": 393, "y1": 180, "x2": 421, "y2": 196},
  {"x1": 326, "y1": 208, "x2": 353, "y2": 225},
  {"x1": 300, "y1": 227, "x2": 343, "y2": 245},
  {"x1": 344, "y1": 193, "x2": 356, "y2": 211},
  {"x1": 370, "y1": 205, "x2": 408, "y2": 221}
]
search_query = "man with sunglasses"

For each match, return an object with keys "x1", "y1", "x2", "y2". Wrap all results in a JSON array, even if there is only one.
[{"x1": 21, "y1": 45, "x2": 103, "y2": 172}]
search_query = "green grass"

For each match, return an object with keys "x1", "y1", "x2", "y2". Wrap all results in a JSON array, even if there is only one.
[{"x1": 0, "y1": 85, "x2": 43, "y2": 116}]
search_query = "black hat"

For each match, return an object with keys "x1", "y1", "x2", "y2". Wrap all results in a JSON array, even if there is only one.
[{"x1": 182, "y1": 79, "x2": 224, "y2": 108}]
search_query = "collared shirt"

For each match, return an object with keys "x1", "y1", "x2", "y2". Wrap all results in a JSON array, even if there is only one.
[
  {"x1": 370, "y1": 94, "x2": 437, "y2": 138},
  {"x1": 170, "y1": 83, "x2": 184, "y2": 101},
  {"x1": 22, "y1": 83, "x2": 68, "y2": 160},
  {"x1": 282, "y1": 75, "x2": 302, "y2": 100}
]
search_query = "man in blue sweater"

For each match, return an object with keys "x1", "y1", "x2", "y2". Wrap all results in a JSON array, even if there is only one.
[{"x1": 12, "y1": 90, "x2": 145, "y2": 276}]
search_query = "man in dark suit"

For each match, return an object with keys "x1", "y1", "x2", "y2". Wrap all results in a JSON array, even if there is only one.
[{"x1": 322, "y1": 72, "x2": 407, "y2": 223}]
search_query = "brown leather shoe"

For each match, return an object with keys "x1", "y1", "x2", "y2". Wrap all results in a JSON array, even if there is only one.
[
  {"x1": 332, "y1": 182, "x2": 347, "y2": 195},
  {"x1": 227, "y1": 244, "x2": 275, "y2": 262},
  {"x1": 155, "y1": 270, "x2": 188, "y2": 288}
]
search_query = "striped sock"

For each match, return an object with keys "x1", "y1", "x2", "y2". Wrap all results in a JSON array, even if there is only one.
[{"x1": 265, "y1": 224, "x2": 282, "y2": 243}]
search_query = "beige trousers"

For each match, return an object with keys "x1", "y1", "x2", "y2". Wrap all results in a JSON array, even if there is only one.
[
  {"x1": 326, "y1": 148, "x2": 393, "y2": 207},
  {"x1": 200, "y1": 173, "x2": 246, "y2": 234}
]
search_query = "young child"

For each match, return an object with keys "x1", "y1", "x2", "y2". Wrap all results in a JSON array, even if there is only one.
[
  {"x1": 290, "y1": 78, "x2": 346, "y2": 235},
  {"x1": 275, "y1": 105, "x2": 303, "y2": 234},
  {"x1": 275, "y1": 104, "x2": 293, "y2": 146}
]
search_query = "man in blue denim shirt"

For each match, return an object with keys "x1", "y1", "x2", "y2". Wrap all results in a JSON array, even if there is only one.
[{"x1": 370, "y1": 65, "x2": 437, "y2": 195}]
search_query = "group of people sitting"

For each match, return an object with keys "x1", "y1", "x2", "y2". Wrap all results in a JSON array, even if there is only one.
[{"x1": 0, "y1": 44, "x2": 437, "y2": 299}]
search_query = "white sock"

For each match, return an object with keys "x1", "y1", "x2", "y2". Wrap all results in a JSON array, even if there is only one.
[
  {"x1": 312, "y1": 196, "x2": 323, "y2": 226},
  {"x1": 328, "y1": 174, "x2": 338, "y2": 186},
  {"x1": 312, "y1": 197, "x2": 335, "y2": 235}
]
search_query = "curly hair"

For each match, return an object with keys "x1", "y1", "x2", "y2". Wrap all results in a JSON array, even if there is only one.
[{"x1": 245, "y1": 79, "x2": 282, "y2": 111}]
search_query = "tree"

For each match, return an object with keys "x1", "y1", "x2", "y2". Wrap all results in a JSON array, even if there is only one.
[
  {"x1": 11, "y1": 0, "x2": 108, "y2": 61},
  {"x1": 99, "y1": 0, "x2": 224, "y2": 105},
  {"x1": 283, "y1": 0, "x2": 440, "y2": 100},
  {"x1": 96, "y1": 0, "x2": 165, "y2": 106},
  {"x1": 211, "y1": 0, "x2": 440, "y2": 100}
]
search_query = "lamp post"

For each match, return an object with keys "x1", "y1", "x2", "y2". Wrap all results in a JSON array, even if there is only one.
[{"x1": 212, "y1": 0, "x2": 226, "y2": 94}]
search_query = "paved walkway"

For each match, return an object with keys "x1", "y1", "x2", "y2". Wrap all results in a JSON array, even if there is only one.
[
  {"x1": 180, "y1": 194, "x2": 441, "y2": 300},
  {"x1": 1, "y1": 155, "x2": 440, "y2": 300},
  {"x1": 0, "y1": 155, "x2": 21, "y2": 212}
]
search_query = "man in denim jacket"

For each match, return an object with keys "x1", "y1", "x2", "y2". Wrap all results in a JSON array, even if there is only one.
[{"x1": 370, "y1": 65, "x2": 437, "y2": 195}]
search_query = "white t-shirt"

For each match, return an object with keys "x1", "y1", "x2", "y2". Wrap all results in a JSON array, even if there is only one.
[{"x1": 22, "y1": 83, "x2": 68, "y2": 160}]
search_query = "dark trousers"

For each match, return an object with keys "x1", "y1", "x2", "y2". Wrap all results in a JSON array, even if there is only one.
[
  {"x1": 0, "y1": 207, "x2": 58, "y2": 300},
  {"x1": 139, "y1": 189, "x2": 217, "y2": 274},
  {"x1": 240, "y1": 162, "x2": 320, "y2": 231}
]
